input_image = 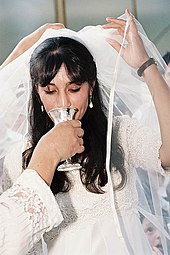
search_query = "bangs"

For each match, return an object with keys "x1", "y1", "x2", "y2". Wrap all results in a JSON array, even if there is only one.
[
  {"x1": 34, "y1": 53, "x2": 63, "y2": 87},
  {"x1": 65, "y1": 57, "x2": 93, "y2": 85}
]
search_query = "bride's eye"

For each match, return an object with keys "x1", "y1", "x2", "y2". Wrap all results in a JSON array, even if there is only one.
[
  {"x1": 69, "y1": 87, "x2": 81, "y2": 93},
  {"x1": 44, "y1": 85, "x2": 57, "y2": 94},
  {"x1": 44, "y1": 90, "x2": 56, "y2": 94}
]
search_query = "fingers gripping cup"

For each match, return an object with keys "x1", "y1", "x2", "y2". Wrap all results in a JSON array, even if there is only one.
[{"x1": 48, "y1": 107, "x2": 82, "y2": 171}]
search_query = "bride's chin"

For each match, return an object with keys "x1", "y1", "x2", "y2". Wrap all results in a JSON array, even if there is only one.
[{"x1": 75, "y1": 111, "x2": 84, "y2": 121}]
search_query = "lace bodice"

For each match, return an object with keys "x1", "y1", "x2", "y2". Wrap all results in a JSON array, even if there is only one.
[
  {"x1": 0, "y1": 115, "x2": 164, "y2": 254},
  {"x1": 44, "y1": 116, "x2": 163, "y2": 243}
]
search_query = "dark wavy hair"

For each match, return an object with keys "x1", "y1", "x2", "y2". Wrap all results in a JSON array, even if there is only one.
[
  {"x1": 23, "y1": 37, "x2": 126, "y2": 194},
  {"x1": 163, "y1": 52, "x2": 170, "y2": 65}
]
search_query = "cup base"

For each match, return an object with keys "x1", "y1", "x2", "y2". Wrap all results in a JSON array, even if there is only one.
[{"x1": 57, "y1": 162, "x2": 82, "y2": 171}]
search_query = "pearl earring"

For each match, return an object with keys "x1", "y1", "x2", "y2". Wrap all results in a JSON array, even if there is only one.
[
  {"x1": 41, "y1": 104, "x2": 44, "y2": 112},
  {"x1": 89, "y1": 96, "x2": 93, "y2": 108}
]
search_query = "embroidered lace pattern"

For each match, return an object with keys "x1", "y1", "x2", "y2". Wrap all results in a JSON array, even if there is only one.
[
  {"x1": 5, "y1": 183, "x2": 48, "y2": 245},
  {"x1": 115, "y1": 116, "x2": 163, "y2": 173},
  {"x1": 112, "y1": 116, "x2": 163, "y2": 214}
]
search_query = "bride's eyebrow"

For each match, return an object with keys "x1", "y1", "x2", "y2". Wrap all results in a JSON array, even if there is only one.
[
  {"x1": 48, "y1": 83, "x2": 56, "y2": 86},
  {"x1": 68, "y1": 82, "x2": 81, "y2": 86},
  {"x1": 48, "y1": 82, "x2": 81, "y2": 86},
  {"x1": 43, "y1": 84, "x2": 56, "y2": 89},
  {"x1": 68, "y1": 79, "x2": 83, "y2": 85}
]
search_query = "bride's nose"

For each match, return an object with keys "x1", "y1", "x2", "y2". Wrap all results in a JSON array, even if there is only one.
[{"x1": 57, "y1": 92, "x2": 71, "y2": 108}]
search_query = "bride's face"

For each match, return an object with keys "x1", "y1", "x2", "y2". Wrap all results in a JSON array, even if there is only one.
[{"x1": 37, "y1": 64, "x2": 92, "y2": 120}]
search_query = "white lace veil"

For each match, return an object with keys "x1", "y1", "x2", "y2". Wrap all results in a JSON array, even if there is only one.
[{"x1": 0, "y1": 13, "x2": 170, "y2": 254}]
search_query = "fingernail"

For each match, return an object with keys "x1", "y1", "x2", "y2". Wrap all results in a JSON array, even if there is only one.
[{"x1": 106, "y1": 17, "x2": 114, "y2": 21}]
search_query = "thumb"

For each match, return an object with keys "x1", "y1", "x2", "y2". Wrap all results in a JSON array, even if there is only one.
[{"x1": 106, "y1": 38, "x2": 122, "y2": 53}]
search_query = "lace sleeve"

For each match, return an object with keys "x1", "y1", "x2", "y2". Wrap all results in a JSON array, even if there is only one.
[
  {"x1": 116, "y1": 115, "x2": 165, "y2": 174},
  {"x1": 0, "y1": 169, "x2": 63, "y2": 255}
]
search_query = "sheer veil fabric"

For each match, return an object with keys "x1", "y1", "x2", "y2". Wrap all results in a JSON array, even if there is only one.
[{"x1": 0, "y1": 12, "x2": 170, "y2": 254}]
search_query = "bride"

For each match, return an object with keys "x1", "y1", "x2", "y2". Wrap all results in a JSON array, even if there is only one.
[{"x1": 0, "y1": 9, "x2": 170, "y2": 255}]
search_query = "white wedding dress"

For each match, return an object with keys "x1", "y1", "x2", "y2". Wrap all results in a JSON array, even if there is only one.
[{"x1": 0, "y1": 116, "x2": 165, "y2": 255}]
